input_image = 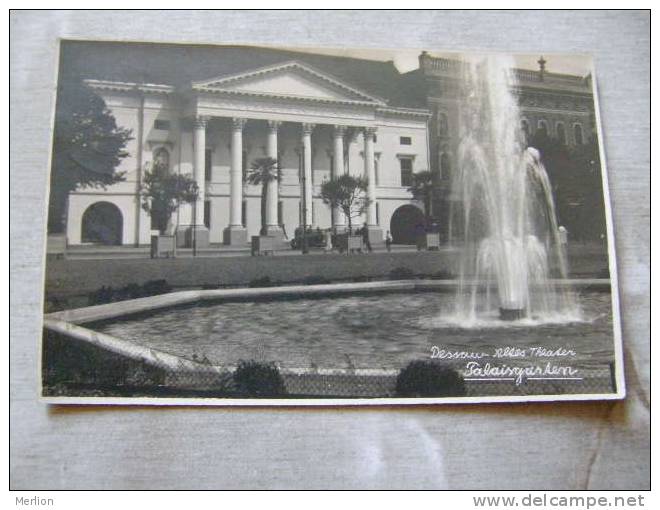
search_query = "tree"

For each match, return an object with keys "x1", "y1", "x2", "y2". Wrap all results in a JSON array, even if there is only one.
[
  {"x1": 140, "y1": 160, "x2": 198, "y2": 234},
  {"x1": 320, "y1": 174, "x2": 371, "y2": 234},
  {"x1": 407, "y1": 170, "x2": 434, "y2": 222},
  {"x1": 528, "y1": 132, "x2": 605, "y2": 242},
  {"x1": 245, "y1": 157, "x2": 279, "y2": 235},
  {"x1": 48, "y1": 80, "x2": 133, "y2": 233}
]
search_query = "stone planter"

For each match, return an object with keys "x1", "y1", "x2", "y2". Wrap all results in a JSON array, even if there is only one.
[
  {"x1": 336, "y1": 234, "x2": 363, "y2": 254},
  {"x1": 416, "y1": 232, "x2": 440, "y2": 251},
  {"x1": 150, "y1": 234, "x2": 176, "y2": 258},
  {"x1": 251, "y1": 235, "x2": 275, "y2": 256}
]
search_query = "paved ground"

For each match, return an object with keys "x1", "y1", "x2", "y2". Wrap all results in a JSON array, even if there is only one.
[{"x1": 44, "y1": 242, "x2": 610, "y2": 300}]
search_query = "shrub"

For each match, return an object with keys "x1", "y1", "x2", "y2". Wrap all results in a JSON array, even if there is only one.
[
  {"x1": 432, "y1": 269, "x2": 455, "y2": 280},
  {"x1": 302, "y1": 275, "x2": 330, "y2": 285},
  {"x1": 248, "y1": 276, "x2": 273, "y2": 288},
  {"x1": 233, "y1": 360, "x2": 286, "y2": 397},
  {"x1": 141, "y1": 279, "x2": 172, "y2": 296},
  {"x1": 395, "y1": 360, "x2": 466, "y2": 397},
  {"x1": 389, "y1": 266, "x2": 415, "y2": 279}
]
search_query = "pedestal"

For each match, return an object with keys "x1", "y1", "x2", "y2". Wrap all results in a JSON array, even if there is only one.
[
  {"x1": 223, "y1": 225, "x2": 248, "y2": 246},
  {"x1": 264, "y1": 225, "x2": 287, "y2": 246},
  {"x1": 365, "y1": 226, "x2": 384, "y2": 248},
  {"x1": 185, "y1": 225, "x2": 209, "y2": 249}
]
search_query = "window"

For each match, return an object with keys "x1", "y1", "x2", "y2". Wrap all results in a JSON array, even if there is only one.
[
  {"x1": 203, "y1": 200, "x2": 211, "y2": 229},
  {"x1": 205, "y1": 149, "x2": 212, "y2": 182},
  {"x1": 242, "y1": 150, "x2": 248, "y2": 182},
  {"x1": 521, "y1": 119, "x2": 530, "y2": 142},
  {"x1": 438, "y1": 112, "x2": 449, "y2": 137},
  {"x1": 373, "y1": 134, "x2": 377, "y2": 144},
  {"x1": 154, "y1": 119, "x2": 170, "y2": 130},
  {"x1": 400, "y1": 136, "x2": 412, "y2": 145},
  {"x1": 376, "y1": 202, "x2": 380, "y2": 225},
  {"x1": 440, "y1": 153, "x2": 451, "y2": 180},
  {"x1": 242, "y1": 200, "x2": 247, "y2": 227},
  {"x1": 574, "y1": 124, "x2": 584, "y2": 145},
  {"x1": 278, "y1": 200, "x2": 283, "y2": 226},
  {"x1": 556, "y1": 123, "x2": 566, "y2": 145},
  {"x1": 538, "y1": 120, "x2": 548, "y2": 137},
  {"x1": 400, "y1": 158, "x2": 413, "y2": 187},
  {"x1": 374, "y1": 158, "x2": 380, "y2": 186}
]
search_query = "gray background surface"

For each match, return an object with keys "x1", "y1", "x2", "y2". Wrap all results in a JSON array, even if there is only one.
[{"x1": 10, "y1": 10, "x2": 650, "y2": 489}]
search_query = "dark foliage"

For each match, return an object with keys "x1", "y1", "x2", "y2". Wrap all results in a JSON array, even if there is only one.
[
  {"x1": 389, "y1": 266, "x2": 415, "y2": 279},
  {"x1": 48, "y1": 81, "x2": 132, "y2": 233},
  {"x1": 528, "y1": 132, "x2": 606, "y2": 241},
  {"x1": 395, "y1": 361, "x2": 466, "y2": 397},
  {"x1": 302, "y1": 275, "x2": 330, "y2": 285},
  {"x1": 248, "y1": 276, "x2": 273, "y2": 288},
  {"x1": 88, "y1": 279, "x2": 172, "y2": 305},
  {"x1": 233, "y1": 360, "x2": 287, "y2": 397}
]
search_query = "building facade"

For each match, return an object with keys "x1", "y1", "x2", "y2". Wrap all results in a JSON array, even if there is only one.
[
  {"x1": 64, "y1": 49, "x2": 431, "y2": 248},
  {"x1": 58, "y1": 44, "x2": 596, "y2": 249}
]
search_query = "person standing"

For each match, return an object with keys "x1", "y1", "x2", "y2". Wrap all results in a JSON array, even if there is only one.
[
  {"x1": 362, "y1": 222, "x2": 372, "y2": 253},
  {"x1": 385, "y1": 231, "x2": 393, "y2": 252}
]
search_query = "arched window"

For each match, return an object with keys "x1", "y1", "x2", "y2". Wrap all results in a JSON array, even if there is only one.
[
  {"x1": 438, "y1": 112, "x2": 449, "y2": 137},
  {"x1": 440, "y1": 153, "x2": 451, "y2": 180},
  {"x1": 556, "y1": 123, "x2": 566, "y2": 145},
  {"x1": 521, "y1": 119, "x2": 530, "y2": 143},
  {"x1": 153, "y1": 147, "x2": 170, "y2": 172},
  {"x1": 537, "y1": 120, "x2": 548, "y2": 137},
  {"x1": 574, "y1": 123, "x2": 584, "y2": 145}
]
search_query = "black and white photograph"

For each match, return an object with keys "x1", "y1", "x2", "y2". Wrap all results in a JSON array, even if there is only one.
[{"x1": 39, "y1": 39, "x2": 624, "y2": 405}]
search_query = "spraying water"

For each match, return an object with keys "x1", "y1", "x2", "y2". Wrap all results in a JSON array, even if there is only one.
[{"x1": 450, "y1": 54, "x2": 578, "y2": 324}]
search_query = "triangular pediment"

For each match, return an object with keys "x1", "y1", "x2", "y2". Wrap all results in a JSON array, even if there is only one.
[{"x1": 192, "y1": 61, "x2": 387, "y2": 105}]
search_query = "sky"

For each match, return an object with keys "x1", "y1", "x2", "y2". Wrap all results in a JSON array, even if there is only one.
[{"x1": 280, "y1": 45, "x2": 593, "y2": 77}]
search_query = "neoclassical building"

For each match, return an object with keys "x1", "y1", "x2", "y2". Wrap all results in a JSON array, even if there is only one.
[
  {"x1": 56, "y1": 43, "x2": 596, "y2": 250},
  {"x1": 61, "y1": 43, "x2": 431, "y2": 248}
]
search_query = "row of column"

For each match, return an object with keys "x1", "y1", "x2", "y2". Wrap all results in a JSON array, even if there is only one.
[{"x1": 192, "y1": 116, "x2": 379, "y2": 244}]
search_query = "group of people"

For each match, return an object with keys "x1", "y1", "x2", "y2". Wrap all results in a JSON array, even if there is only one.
[{"x1": 292, "y1": 223, "x2": 394, "y2": 253}]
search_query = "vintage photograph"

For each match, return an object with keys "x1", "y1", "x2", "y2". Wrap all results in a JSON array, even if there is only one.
[{"x1": 41, "y1": 40, "x2": 623, "y2": 404}]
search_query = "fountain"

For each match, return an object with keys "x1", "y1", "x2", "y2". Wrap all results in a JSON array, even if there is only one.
[{"x1": 450, "y1": 55, "x2": 577, "y2": 323}]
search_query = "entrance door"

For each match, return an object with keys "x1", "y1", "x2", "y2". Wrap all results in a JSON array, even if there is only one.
[
  {"x1": 81, "y1": 202, "x2": 123, "y2": 245},
  {"x1": 390, "y1": 204, "x2": 424, "y2": 244}
]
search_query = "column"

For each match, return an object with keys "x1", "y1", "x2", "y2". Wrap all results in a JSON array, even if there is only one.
[
  {"x1": 223, "y1": 117, "x2": 248, "y2": 245},
  {"x1": 332, "y1": 125, "x2": 347, "y2": 232},
  {"x1": 265, "y1": 121, "x2": 284, "y2": 240},
  {"x1": 363, "y1": 127, "x2": 383, "y2": 245},
  {"x1": 302, "y1": 123, "x2": 314, "y2": 227},
  {"x1": 188, "y1": 116, "x2": 210, "y2": 248}
]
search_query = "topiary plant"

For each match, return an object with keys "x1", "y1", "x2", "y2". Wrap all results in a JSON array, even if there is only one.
[
  {"x1": 233, "y1": 360, "x2": 287, "y2": 397},
  {"x1": 395, "y1": 360, "x2": 466, "y2": 397}
]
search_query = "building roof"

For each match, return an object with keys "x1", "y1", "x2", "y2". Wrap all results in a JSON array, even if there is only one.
[{"x1": 58, "y1": 40, "x2": 428, "y2": 109}]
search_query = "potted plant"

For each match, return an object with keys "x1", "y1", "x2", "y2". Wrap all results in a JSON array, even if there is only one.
[
  {"x1": 408, "y1": 170, "x2": 440, "y2": 250},
  {"x1": 320, "y1": 174, "x2": 371, "y2": 254},
  {"x1": 245, "y1": 156, "x2": 279, "y2": 255},
  {"x1": 140, "y1": 160, "x2": 198, "y2": 258}
]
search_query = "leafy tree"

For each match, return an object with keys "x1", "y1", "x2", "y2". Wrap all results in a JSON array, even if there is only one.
[
  {"x1": 245, "y1": 157, "x2": 279, "y2": 235},
  {"x1": 528, "y1": 132, "x2": 605, "y2": 242},
  {"x1": 320, "y1": 174, "x2": 371, "y2": 234},
  {"x1": 407, "y1": 170, "x2": 435, "y2": 222},
  {"x1": 48, "y1": 81, "x2": 133, "y2": 233},
  {"x1": 140, "y1": 160, "x2": 198, "y2": 234}
]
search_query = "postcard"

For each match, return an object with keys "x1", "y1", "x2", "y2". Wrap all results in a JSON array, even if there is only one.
[{"x1": 40, "y1": 40, "x2": 624, "y2": 405}]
